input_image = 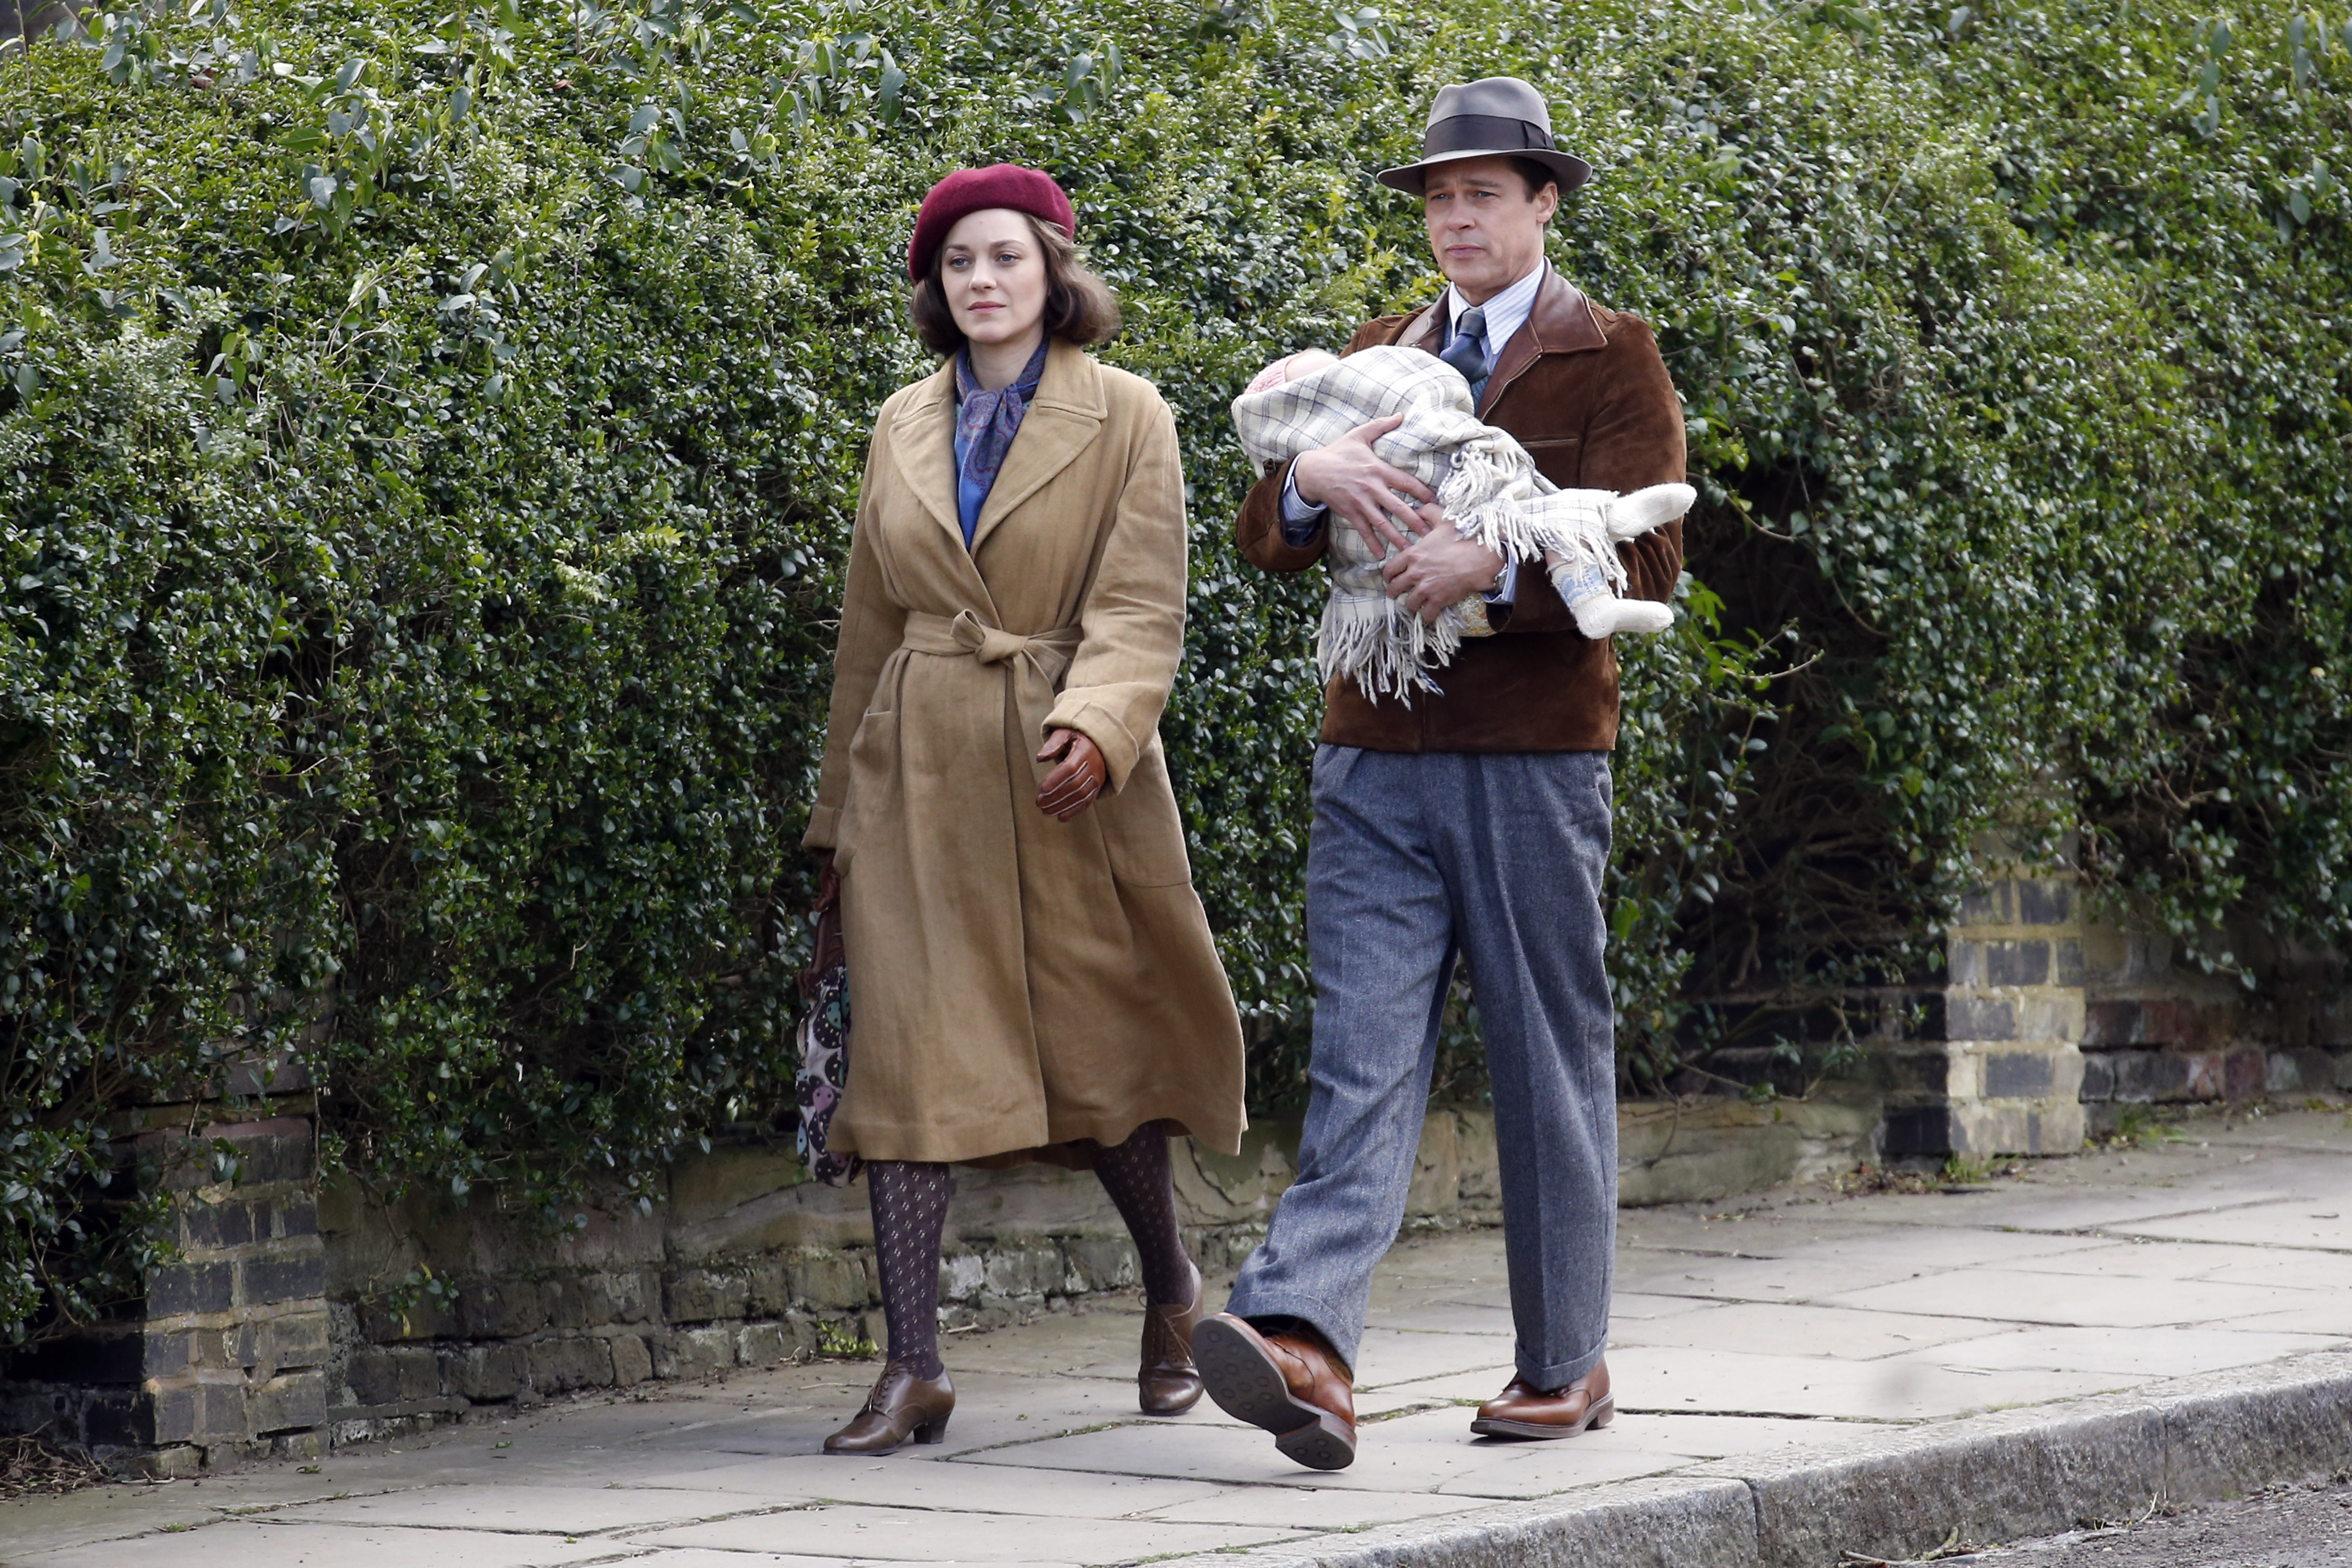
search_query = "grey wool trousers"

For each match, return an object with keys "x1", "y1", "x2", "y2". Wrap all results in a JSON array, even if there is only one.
[{"x1": 1227, "y1": 745, "x2": 1618, "y2": 1388}]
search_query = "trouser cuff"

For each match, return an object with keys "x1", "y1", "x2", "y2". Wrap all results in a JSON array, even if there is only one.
[
  {"x1": 1517, "y1": 1337, "x2": 1607, "y2": 1392},
  {"x1": 1222, "y1": 1289, "x2": 1359, "y2": 1377}
]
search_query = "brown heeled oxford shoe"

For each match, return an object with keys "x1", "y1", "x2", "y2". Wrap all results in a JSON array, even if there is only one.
[
  {"x1": 1138, "y1": 1260, "x2": 1206, "y2": 1415},
  {"x1": 1470, "y1": 1357, "x2": 1614, "y2": 1440},
  {"x1": 1193, "y1": 1313, "x2": 1357, "y2": 1470},
  {"x1": 823, "y1": 1360, "x2": 955, "y2": 1455}
]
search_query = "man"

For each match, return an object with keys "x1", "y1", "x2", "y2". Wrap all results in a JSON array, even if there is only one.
[{"x1": 1191, "y1": 78, "x2": 1686, "y2": 1471}]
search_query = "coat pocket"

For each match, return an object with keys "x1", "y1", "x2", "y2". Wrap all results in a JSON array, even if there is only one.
[
  {"x1": 1094, "y1": 736, "x2": 1192, "y2": 888},
  {"x1": 1520, "y1": 435, "x2": 1584, "y2": 487},
  {"x1": 833, "y1": 707, "x2": 896, "y2": 875}
]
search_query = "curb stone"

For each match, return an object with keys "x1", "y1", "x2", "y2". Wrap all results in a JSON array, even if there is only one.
[{"x1": 1154, "y1": 1350, "x2": 2352, "y2": 1568}]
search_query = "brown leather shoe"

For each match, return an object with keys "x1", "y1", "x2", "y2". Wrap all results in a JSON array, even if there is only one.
[
  {"x1": 1193, "y1": 1313, "x2": 1356, "y2": 1470},
  {"x1": 823, "y1": 1361, "x2": 954, "y2": 1455},
  {"x1": 1470, "y1": 1358, "x2": 1614, "y2": 1440},
  {"x1": 1138, "y1": 1260, "x2": 1206, "y2": 1415}
]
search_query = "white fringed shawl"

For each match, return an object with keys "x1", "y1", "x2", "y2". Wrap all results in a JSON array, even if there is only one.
[{"x1": 1230, "y1": 346, "x2": 1623, "y2": 701}]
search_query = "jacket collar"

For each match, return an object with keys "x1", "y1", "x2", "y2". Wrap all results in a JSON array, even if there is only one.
[
  {"x1": 890, "y1": 338, "x2": 1107, "y2": 555},
  {"x1": 1399, "y1": 266, "x2": 1607, "y2": 415}
]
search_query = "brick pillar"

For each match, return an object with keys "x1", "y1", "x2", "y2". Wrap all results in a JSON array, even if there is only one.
[
  {"x1": 1, "y1": 1073, "x2": 330, "y2": 1476},
  {"x1": 1881, "y1": 859, "x2": 2088, "y2": 1159}
]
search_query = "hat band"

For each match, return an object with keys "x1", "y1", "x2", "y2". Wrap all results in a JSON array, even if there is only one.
[{"x1": 1422, "y1": 114, "x2": 1555, "y2": 158}]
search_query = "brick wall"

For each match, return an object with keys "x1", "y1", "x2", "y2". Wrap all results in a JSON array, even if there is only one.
[
  {"x1": 2076, "y1": 919, "x2": 2352, "y2": 1133},
  {"x1": 1879, "y1": 867, "x2": 2089, "y2": 1158},
  {"x1": 1, "y1": 1089, "x2": 331, "y2": 1478}
]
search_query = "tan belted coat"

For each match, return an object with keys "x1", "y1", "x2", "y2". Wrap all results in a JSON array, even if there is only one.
[{"x1": 800, "y1": 339, "x2": 1248, "y2": 1166}]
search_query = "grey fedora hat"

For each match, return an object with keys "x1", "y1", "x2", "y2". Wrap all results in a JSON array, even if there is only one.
[{"x1": 1377, "y1": 76, "x2": 1592, "y2": 195}]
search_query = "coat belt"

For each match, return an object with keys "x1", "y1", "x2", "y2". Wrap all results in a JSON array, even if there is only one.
[{"x1": 900, "y1": 611, "x2": 1083, "y2": 772}]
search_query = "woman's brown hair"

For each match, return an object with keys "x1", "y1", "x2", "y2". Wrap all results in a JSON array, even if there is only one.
[{"x1": 908, "y1": 214, "x2": 1122, "y2": 357}]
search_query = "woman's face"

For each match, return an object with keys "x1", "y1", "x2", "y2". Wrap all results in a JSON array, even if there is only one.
[{"x1": 939, "y1": 208, "x2": 1049, "y2": 348}]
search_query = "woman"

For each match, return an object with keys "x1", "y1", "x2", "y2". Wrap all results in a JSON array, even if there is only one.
[{"x1": 802, "y1": 164, "x2": 1249, "y2": 1455}]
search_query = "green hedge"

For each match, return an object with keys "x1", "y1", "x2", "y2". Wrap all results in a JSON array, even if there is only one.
[{"x1": 3, "y1": 0, "x2": 2347, "y2": 1341}]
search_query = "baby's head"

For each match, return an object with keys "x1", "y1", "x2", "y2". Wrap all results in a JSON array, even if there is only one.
[{"x1": 1245, "y1": 348, "x2": 1340, "y2": 396}]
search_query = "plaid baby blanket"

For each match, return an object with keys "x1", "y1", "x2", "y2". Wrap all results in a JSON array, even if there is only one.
[{"x1": 1231, "y1": 346, "x2": 1625, "y2": 701}]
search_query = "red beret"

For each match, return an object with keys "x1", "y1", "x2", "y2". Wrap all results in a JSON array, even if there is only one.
[{"x1": 907, "y1": 164, "x2": 1076, "y2": 282}]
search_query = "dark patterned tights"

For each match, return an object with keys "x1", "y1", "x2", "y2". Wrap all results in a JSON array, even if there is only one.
[
  {"x1": 1074, "y1": 1122, "x2": 1196, "y2": 1308},
  {"x1": 865, "y1": 1125, "x2": 1194, "y2": 1377},
  {"x1": 867, "y1": 1159, "x2": 955, "y2": 1379}
]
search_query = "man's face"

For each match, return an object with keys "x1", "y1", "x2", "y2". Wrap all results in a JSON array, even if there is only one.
[{"x1": 1422, "y1": 158, "x2": 1558, "y2": 304}]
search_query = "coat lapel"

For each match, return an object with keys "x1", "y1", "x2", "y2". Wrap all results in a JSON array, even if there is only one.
[
  {"x1": 1398, "y1": 300, "x2": 1447, "y2": 354},
  {"x1": 968, "y1": 339, "x2": 1105, "y2": 556},
  {"x1": 888, "y1": 359, "x2": 964, "y2": 548},
  {"x1": 1480, "y1": 267, "x2": 1606, "y2": 416},
  {"x1": 1386, "y1": 270, "x2": 1607, "y2": 416}
]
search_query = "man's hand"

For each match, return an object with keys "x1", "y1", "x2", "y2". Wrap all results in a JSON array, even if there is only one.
[
  {"x1": 1293, "y1": 414, "x2": 1435, "y2": 557},
  {"x1": 1036, "y1": 728, "x2": 1107, "y2": 821},
  {"x1": 1381, "y1": 512, "x2": 1506, "y2": 624}
]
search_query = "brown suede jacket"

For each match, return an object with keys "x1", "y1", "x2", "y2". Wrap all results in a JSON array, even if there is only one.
[{"x1": 1235, "y1": 267, "x2": 1686, "y2": 752}]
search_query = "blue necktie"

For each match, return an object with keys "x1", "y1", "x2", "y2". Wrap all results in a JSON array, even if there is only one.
[{"x1": 1439, "y1": 304, "x2": 1489, "y2": 403}]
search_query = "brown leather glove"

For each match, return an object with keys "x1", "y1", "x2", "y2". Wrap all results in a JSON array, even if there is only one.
[{"x1": 1036, "y1": 728, "x2": 1107, "y2": 821}]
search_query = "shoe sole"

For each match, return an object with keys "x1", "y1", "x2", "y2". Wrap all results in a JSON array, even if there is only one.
[
  {"x1": 1469, "y1": 1393, "x2": 1615, "y2": 1441},
  {"x1": 1193, "y1": 1318, "x2": 1355, "y2": 1471}
]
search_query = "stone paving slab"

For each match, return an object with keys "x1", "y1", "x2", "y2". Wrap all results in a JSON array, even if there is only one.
[
  {"x1": 1390, "y1": 1346, "x2": 2134, "y2": 1419},
  {"x1": 625, "y1": 1456, "x2": 1223, "y2": 1516},
  {"x1": 266, "y1": 1483, "x2": 753, "y2": 1533},
  {"x1": 1874, "y1": 1323, "x2": 2344, "y2": 1375},
  {"x1": 15, "y1": 1520, "x2": 625, "y2": 1568},
  {"x1": 627, "y1": 1554, "x2": 941, "y2": 1568},
  {"x1": 1606, "y1": 1300, "x2": 2003, "y2": 1358},
  {"x1": 627, "y1": 1505, "x2": 1301, "y2": 1562},
  {"x1": 4, "y1": 1105, "x2": 2349, "y2": 1568}
]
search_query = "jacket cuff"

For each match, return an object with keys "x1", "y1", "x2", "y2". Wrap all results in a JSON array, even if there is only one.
[
  {"x1": 1042, "y1": 697, "x2": 1141, "y2": 792},
  {"x1": 1238, "y1": 461, "x2": 1330, "y2": 574},
  {"x1": 801, "y1": 804, "x2": 842, "y2": 851}
]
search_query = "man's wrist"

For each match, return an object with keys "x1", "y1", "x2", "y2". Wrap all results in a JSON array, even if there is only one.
[
  {"x1": 1290, "y1": 452, "x2": 1324, "y2": 509},
  {"x1": 1447, "y1": 526, "x2": 1507, "y2": 590},
  {"x1": 1278, "y1": 464, "x2": 1328, "y2": 539}
]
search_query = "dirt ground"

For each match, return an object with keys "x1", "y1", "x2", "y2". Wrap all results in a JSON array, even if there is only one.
[{"x1": 1947, "y1": 1477, "x2": 2352, "y2": 1567}]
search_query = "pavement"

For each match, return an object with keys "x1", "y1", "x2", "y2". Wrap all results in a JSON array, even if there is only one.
[{"x1": 4, "y1": 1104, "x2": 2350, "y2": 1568}]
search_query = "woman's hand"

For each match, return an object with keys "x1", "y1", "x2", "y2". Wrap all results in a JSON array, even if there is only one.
[{"x1": 1036, "y1": 729, "x2": 1107, "y2": 821}]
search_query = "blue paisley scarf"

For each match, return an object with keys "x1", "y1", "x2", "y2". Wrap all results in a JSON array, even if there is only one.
[{"x1": 952, "y1": 337, "x2": 1050, "y2": 547}]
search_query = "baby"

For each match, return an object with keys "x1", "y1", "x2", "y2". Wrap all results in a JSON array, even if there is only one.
[{"x1": 1235, "y1": 345, "x2": 1691, "y2": 701}]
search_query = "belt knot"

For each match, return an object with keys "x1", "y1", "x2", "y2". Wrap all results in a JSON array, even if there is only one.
[
  {"x1": 951, "y1": 610, "x2": 1030, "y2": 667},
  {"x1": 896, "y1": 610, "x2": 1086, "y2": 788},
  {"x1": 899, "y1": 609, "x2": 1083, "y2": 685}
]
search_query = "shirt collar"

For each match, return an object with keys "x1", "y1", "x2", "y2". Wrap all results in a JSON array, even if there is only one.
[{"x1": 1446, "y1": 260, "x2": 1548, "y2": 350}]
